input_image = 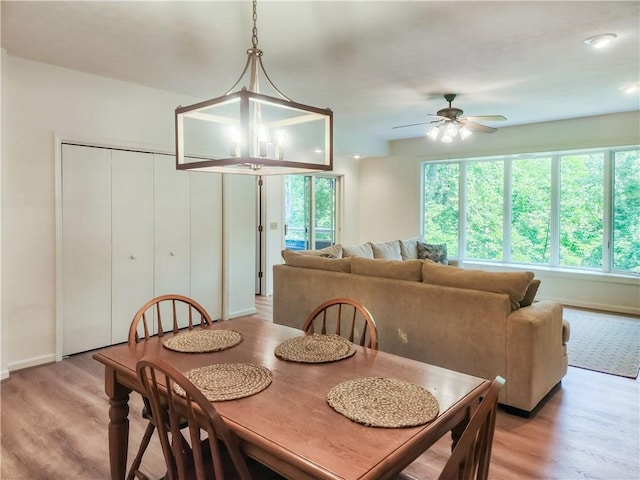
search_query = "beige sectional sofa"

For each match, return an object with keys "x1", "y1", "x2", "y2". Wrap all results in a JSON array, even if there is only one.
[{"x1": 272, "y1": 239, "x2": 569, "y2": 413}]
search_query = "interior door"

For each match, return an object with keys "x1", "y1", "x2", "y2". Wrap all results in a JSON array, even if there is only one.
[
  {"x1": 154, "y1": 153, "x2": 191, "y2": 329},
  {"x1": 111, "y1": 150, "x2": 154, "y2": 344},
  {"x1": 62, "y1": 144, "x2": 112, "y2": 355}
]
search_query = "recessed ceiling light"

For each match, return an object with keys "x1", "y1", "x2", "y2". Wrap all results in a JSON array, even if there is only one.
[
  {"x1": 620, "y1": 83, "x2": 639, "y2": 94},
  {"x1": 584, "y1": 33, "x2": 617, "y2": 49}
]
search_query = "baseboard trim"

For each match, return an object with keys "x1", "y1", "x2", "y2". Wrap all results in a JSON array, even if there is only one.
[
  {"x1": 8, "y1": 353, "x2": 57, "y2": 373},
  {"x1": 226, "y1": 308, "x2": 259, "y2": 319}
]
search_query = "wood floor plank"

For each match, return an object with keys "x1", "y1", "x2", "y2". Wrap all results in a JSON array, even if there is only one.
[{"x1": 1, "y1": 300, "x2": 638, "y2": 479}]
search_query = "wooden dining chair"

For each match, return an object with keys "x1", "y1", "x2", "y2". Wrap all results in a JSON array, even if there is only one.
[
  {"x1": 127, "y1": 294, "x2": 215, "y2": 480},
  {"x1": 302, "y1": 297, "x2": 378, "y2": 350},
  {"x1": 397, "y1": 376, "x2": 505, "y2": 480},
  {"x1": 128, "y1": 294, "x2": 214, "y2": 345},
  {"x1": 136, "y1": 356, "x2": 284, "y2": 480}
]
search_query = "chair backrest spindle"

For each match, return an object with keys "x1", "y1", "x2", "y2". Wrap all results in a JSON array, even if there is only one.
[
  {"x1": 302, "y1": 298, "x2": 378, "y2": 350},
  {"x1": 128, "y1": 294, "x2": 214, "y2": 345}
]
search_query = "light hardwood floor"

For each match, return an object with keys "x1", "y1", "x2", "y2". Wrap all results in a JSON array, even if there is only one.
[{"x1": 1, "y1": 298, "x2": 638, "y2": 480}]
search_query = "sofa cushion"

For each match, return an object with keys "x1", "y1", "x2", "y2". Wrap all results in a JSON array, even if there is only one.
[
  {"x1": 351, "y1": 257, "x2": 423, "y2": 282},
  {"x1": 417, "y1": 242, "x2": 448, "y2": 265},
  {"x1": 342, "y1": 242, "x2": 374, "y2": 258},
  {"x1": 399, "y1": 236, "x2": 421, "y2": 260},
  {"x1": 519, "y1": 278, "x2": 541, "y2": 307},
  {"x1": 369, "y1": 240, "x2": 403, "y2": 260},
  {"x1": 284, "y1": 254, "x2": 351, "y2": 273},
  {"x1": 281, "y1": 244, "x2": 343, "y2": 263},
  {"x1": 421, "y1": 262, "x2": 534, "y2": 311}
]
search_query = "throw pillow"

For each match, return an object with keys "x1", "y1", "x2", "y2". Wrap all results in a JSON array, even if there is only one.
[
  {"x1": 342, "y1": 242, "x2": 374, "y2": 258},
  {"x1": 417, "y1": 242, "x2": 448, "y2": 265},
  {"x1": 519, "y1": 278, "x2": 541, "y2": 308},
  {"x1": 369, "y1": 240, "x2": 403, "y2": 261}
]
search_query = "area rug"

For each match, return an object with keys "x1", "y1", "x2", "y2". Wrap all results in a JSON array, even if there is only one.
[{"x1": 565, "y1": 308, "x2": 640, "y2": 378}]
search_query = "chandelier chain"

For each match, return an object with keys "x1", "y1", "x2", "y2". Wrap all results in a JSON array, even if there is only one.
[{"x1": 252, "y1": 0, "x2": 259, "y2": 48}]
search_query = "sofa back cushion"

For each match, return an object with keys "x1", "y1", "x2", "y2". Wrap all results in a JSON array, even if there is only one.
[
  {"x1": 519, "y1": 278, "x2": 541, "y2": 307},
  {"x1": 342, "y1": 243, "x2": 374, "y2": 258},
  {"x1": 281, "y1": 244, "x2": 343, "y2": 261},
  {"x1": 369, "y1": 240, "x2": 403, "y2": 260},
  {"x1": 421, "y1": 262, "x2": 534, "y2": 311},
  {"x1": 284, "y1": 254, "x2": 351, "y2": 273},
  {"x1": 351, "y1": 257, "x2": 423, "y2": 282},
  {"x1": 399, "y1": 236, "x2": 421, "y2": 260}
]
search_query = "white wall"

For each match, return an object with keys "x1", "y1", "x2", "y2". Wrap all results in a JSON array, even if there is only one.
[
  {"x1": 358, "y1": 111, "x2": 640, "y2": 314},
  {"x1": 0, "y1": 55, "x2": 259, "y2": 373},
  {"x1": 1, "y1": 49, "x2": 7, "y2": 379}
]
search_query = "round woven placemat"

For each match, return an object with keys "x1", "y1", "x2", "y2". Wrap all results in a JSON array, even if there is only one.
[
  {"x1": 162, "y1": 329, "x2": 243, "y2": 353},
  {"x1": 173, "y1": 363, "x2": 272, "y2": 402},
  {"x1": 327, "y1": 377, "x2": 439, "y2": 428},
  {"x1": 274, "y1": 334, "x2": 356, "y2": 363}
]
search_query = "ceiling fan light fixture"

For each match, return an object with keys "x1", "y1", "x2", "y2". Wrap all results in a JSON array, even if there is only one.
[
  {"x1": 444, "y1": 122, "x2": 459, "y2": 138},
  {"x1": 175, "y1": 0, "x2": 333, "y2": 175},
  {"x1": 459, "y1": 126, "x2": 473, "y2": 140},
  {"x1": 440, "y1": 134, "x2": 453, "y2": 144},
  {"x1": 426, "y1": 126, "x2": 440, "y2": 140},
  {"x1": 584, "y1": 33, "x2": 617, "y2": 49}
]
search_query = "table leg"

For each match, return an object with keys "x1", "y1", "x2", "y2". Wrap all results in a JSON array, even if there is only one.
[{"x1": 105, "y1": 368, "x2": 131, "y2": 480}]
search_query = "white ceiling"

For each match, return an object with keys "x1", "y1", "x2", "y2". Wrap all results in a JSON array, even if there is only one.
[{"x1": 2, "y1": 0, "x2": 639, "y2": 157}]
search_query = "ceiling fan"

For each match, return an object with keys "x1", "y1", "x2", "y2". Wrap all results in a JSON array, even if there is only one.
[{"x1": 392, "y1": 94, "x2": 507, "y2": 143}]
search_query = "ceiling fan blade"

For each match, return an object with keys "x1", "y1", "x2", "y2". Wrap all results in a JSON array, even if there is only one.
[
  {"x1": 462, "y1": 115, "x2": 506, "y2": 122},
  {"x1": 462, "y1": 121, "x2": 498, "y2": 133},
  {"x1": 392, "y1": 121, "x2": 433, "y2": 129}
]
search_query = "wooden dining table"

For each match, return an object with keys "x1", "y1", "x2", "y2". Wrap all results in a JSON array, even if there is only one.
[{"x1": 93, "y1": 315, "x2": 490, "y2": 480}]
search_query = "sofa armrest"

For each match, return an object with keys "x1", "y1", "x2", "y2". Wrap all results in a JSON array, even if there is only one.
[{"x1": 506, "y1": 301, "x2": 566, "y2": 411}]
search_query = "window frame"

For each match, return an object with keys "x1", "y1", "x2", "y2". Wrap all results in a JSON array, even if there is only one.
[{"x1": 421, "y1": 145, "x2": 639, "y2": 277}]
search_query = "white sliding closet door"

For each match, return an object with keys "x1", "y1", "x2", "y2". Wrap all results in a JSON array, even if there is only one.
[
  {"x1": 153, "y1": 154, "x2": 191, "y2": 327},
  {"x1": 111, "y1": 150, "x2": 154, "y2": 344},
  {"x1": 62, "y1": 145, "x2": 112, "y2": 355},
  {"x1": 60, "y1": 145, "x2": 226, "y2": 354}
]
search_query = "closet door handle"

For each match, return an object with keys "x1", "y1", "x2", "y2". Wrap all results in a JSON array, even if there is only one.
[{"x1": 130, "y1": 255, "x2": 136, "y2": 260}]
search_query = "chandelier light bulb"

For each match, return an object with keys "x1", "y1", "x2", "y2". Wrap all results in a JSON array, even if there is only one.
[
  {"x1": 228, "y1": 126, "x2": 241, "y2": 157},
  {"x1": 440, "y1": 135, "x2": 453, "y2": 144}
]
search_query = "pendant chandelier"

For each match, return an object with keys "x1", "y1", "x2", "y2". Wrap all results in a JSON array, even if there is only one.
[{"x1": 175, "y1": 0, "x2": 333, "y2": 175}]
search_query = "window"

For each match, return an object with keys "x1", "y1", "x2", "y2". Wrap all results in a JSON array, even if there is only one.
[
  {"x1": 423, "y1": 163, "x2": 459, "y2": 256},
  {"x1": 559, "y1": 153, "x2": 604, "y2": 269},
  {"x1": 284, "y1": 175, "x2": 339, "y2": 250},
  {"x1": 466, "y1": 160, "x2": 504, "y2": 261},
  {"x1": 511, "y1": 156, "x2": 552, "y2": 264},
  {"x1": 421, "y1": 147, "x2": 639, "y2": 275},
  {"x1": 613, "y1": 150, "x2": 640, "y2": 273}
]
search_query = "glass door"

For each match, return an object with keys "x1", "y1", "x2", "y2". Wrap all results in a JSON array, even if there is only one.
[{"x1": 285, "y1": 175, "x2": 337, "y2": 250}]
